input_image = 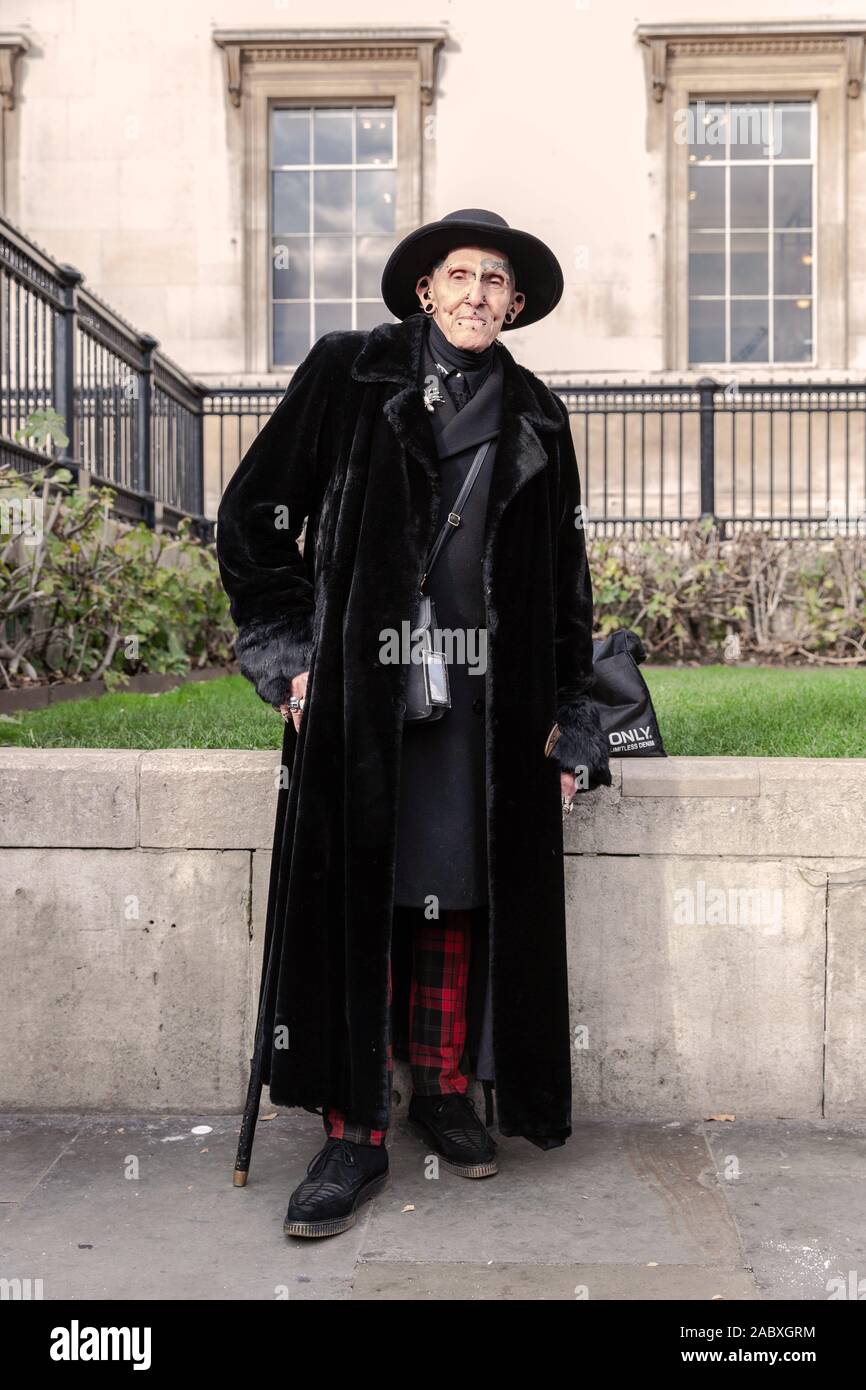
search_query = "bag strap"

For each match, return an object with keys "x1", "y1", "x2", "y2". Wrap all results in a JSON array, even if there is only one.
[{"x1": 420, "y1": 439, "x2": 492, "y2": 591}]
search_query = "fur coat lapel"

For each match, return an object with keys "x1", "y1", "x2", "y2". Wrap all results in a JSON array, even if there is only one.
[{"x1": 352, "y1": 312, "x2": 562, "y2": 559}]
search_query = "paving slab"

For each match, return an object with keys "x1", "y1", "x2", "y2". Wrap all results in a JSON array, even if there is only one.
[
  {"x1": 0, "y1": 1112, "x2": 365, "y2": 1300},
  {"x1": 2, "y1": 1112, "x2": 864, "y2": 1300},
  {"x1": 703, "y1": 1119, "x2": 866, "y2": 1301},
  {"x1": 0, "y1": 1116, "x2": 83, "y2": 1204},
  {"x1": 361, "y1": 1116, "x2": 742, "y2": 1268},
  {"x1": 351, "y1": 1261, "x2": 759, "y2": 1300}
]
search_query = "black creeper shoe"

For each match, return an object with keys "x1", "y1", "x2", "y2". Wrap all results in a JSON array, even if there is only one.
[
  {"x1": 408, "y1": 1091, "x2": 499, "y2": 1178},
  {"x1": 283, "y1": 1136, "x2": 389, "y2": 1238}
]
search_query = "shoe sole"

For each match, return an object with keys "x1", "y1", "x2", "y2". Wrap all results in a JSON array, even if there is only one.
[
  {"x1": 283, "y1": 1170, "x2": 389, "y2": 1239},
  {"x1": 408, "y1": 1118, "x2": 499, "y2": 1179}
]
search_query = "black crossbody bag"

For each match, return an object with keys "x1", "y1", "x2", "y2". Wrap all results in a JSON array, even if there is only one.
[{"x1": 403, "y1": 439, "x2": 492, "y2": 722}]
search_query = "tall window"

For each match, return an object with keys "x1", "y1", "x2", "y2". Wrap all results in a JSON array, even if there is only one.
[
  {"x1": 687, "y1": 100, "x2": 815, "y2": 365},
  {"x1": 270, "y1": 104, "x2": 397, "y2": 367}
]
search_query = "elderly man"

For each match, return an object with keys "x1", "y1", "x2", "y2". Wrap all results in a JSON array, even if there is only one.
[{"x1": 216, "y1": 208, "x2": 610, "y2": 1240}]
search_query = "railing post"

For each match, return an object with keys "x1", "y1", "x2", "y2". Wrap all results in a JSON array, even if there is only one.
[
  {"x1": 53, "y1": 263, "x2": 82, "y2": 468},
  {"x1": 697, "y1": 376, "x2": 718, "y2": 524},
  {"x1": 192, "y1": 402, "x2": 205, "y2": 529},
  {"x1": 137, "y1": 334, "x2": 158, "y2": 508}
]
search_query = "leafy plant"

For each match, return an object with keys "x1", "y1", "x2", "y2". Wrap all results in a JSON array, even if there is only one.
[
  {"x1": 587, "y1": 521, "x2": 866, "y2": 665},
  {"x1": 14, "y1": 407, "x2": 69, "y2": 453},
  {"x1": 0, "y1": 463, "x2": 234, "y2": 689}
]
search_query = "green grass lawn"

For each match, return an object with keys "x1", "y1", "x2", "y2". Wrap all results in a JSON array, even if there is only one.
[
  {"x1": 1, "y1": 666, "x2": 864, "y2": 756},
  {"x1": 0, "y1": 664, "x2": 861, "y2": 756}
]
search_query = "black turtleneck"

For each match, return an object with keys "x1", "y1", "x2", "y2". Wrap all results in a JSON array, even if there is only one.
[{"x1": 427, "y1": 314, "x2": 496, "y2": 400}]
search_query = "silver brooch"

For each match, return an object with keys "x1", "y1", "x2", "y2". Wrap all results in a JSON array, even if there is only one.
[{"x1": 423, "y1": 372, "x2": 446, "y2": 412}]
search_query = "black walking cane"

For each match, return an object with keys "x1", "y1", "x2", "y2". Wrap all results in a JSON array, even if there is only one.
[
  {"x1": 232, "y1": 714, "x2": 294, "y2": 1187},
  {"x1": 232, "y1": 998, "x2": 269, "y2": 1186},
  {"x1": 232, "y1": 925, "x2": 276, "y2": 1186}
]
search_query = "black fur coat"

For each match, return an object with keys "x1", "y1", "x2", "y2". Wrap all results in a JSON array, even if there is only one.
[{"x1": 215, "y1": 311, "x2": 610, "y2": 1150}]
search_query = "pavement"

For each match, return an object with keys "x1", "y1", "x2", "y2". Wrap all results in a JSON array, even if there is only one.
[{"x1": 2, "y1": 1105, "x2": 865, "y2": 1301}]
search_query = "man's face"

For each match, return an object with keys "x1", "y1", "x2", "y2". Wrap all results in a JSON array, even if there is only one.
[{"x1": 414, "y1": 244, "x2": 525, "y2": 351}]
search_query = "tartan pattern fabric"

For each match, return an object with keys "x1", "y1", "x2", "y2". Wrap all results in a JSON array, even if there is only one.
[{"x1": 324, "y1": 910, "x2": 472, "y2": 1146}]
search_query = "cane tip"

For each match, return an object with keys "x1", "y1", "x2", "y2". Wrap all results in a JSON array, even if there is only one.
[{"x1": 233, "y1": 1169, "x2": 249, "y2": 1187}]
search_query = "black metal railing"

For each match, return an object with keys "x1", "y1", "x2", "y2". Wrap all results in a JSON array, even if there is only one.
[
  {"x1": 552, "y1": 378, "x2": 866, "y2": 539},
  {"x1": 5, "y1": 213, "x2": 866, "y2": 542},
  {"x1": 201, "y1": 377, "x2": 866, "y2": 542},
  {"x1": 1, "y1": 214, "x2": 207, "y2": 535}
]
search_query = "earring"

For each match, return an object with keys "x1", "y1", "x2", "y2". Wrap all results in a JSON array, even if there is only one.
[
  {"x1": 424, "y1": 302, "x2": 435, "y2": 314},
  {"x1": 505, "y1": 309, "x2": 515, "y2": 323}
]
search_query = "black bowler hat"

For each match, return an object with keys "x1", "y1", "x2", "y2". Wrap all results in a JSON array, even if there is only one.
[{"x1": 380, "y1": 207, "x2": 564, "y2": 331}]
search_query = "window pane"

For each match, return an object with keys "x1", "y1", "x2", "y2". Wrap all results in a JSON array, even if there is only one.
[
  {"x1": 730, "y1": 166, "x2": 768, "y2": 228},
  {"x1": 272, "y1": 110, "x2": 310, "y2": 166},
  {"x1": 313, "y1": 111, "x2": 353, "y2": 164},
  {"x1": 688, "y1": 299, "x2": 724, "y2": 361},
  {"x1": 775, "y1": 233, "x2": 812, "y2": 295},
  {"x1": 272, "y1": 237, "x2": 310, "y2": 299},
  {"x1": 729, "y1": 104, "x2": 770, "y2": 159},
  {"x1": 357, "y1": 236, "x2": 391, "y2": 298},
  {"x1": 315, "y1": 303, "x2": 352, "y2": 338},
  {"x1": 775, "y1": 106, "x2": 811, "y2": 160},
  {"x1": 274, "y1": 303, "x2": 310, "y2": 366},
  {"x1": 314, "y1": 236, "x2": 352, "y2": 298},
  {"x1": 357, "y1": 169, "x2": 397, "y2": 234},
  {"x1": 356, "y1": 110, "x2": 393, "y2": 164},
  {"x1": 688, "y1": 102, "x2": 726, "y2": 162},
  {"x1": 269, "y1": 103, "x2": 398, "y2": 368},
  {"x1": 272, "y1": 171, "x2": 309, "y2": 233},
  {"x1": 688, "y1": 232, "x2": 725, "y2": 295},
  {"x1": 731, "y1": 232, "x2": 768, "y2": 294},
  {"x1": 314, "y1": 170, "x2": 352, "y2": 232},
  {"x1": 685, "y1": 96, "x2": 814, "y2": 366},
  {"x1": 357, "y1": 301, "x2": 390, "y2": 331},
  {"x1": 774, "y1": 298, "x2": 812, "y2": 362},
  {"x1": 774, "y1": 165, "x2": 812, "y2": 228},
  {"x1": 731, "y1": 300, "x2": 769, "y2": 362},
  {"x1": 688, "y1": 165, "x2": 724, "y2": 230}
]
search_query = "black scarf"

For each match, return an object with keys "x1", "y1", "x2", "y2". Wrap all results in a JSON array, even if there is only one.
[{"x1": 426, "y1": 315, "x2": 496, "y2": 405}]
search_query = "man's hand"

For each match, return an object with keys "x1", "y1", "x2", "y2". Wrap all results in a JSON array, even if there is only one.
[
  {"x1": 560, "y1": 769, "x2": 576, "y2": 805},
  {"x1": 278, "y1": 671, "x2": 309, "y2": 732}
]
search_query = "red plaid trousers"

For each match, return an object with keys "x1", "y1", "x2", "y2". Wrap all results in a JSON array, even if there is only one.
[{"x1": 324, "y1": 909, "x2": 473, "y2": 1146}]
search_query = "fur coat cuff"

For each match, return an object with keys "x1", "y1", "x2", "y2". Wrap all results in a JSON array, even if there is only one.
[
  {"x1": 233, "y1": 613, "x2": 315, "y2": 706},
  {"x1": 550, "y1": 693, "x2": 612, "y2": 790}
]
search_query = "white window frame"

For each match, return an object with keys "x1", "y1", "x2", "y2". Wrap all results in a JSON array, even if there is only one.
[
  {"x1": 213, "y1": 29, "x2": 446, "y2": 378},
  {"x1": 637, "y1": 22, "x2": 866, "y2": 374},
  {"x1": 269, "y1": 100, "x2": 399, "y2": 368},
  {"x1": 686, "y1": 98, "x2": 818, "y2": 367}
]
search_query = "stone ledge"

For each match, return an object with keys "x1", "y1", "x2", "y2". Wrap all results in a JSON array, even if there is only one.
[
  {"x1": 621, "y1": 757, "x2": 760, "y2": 797},
  {"x1": 0, "y1": 749, "x2": 141, "y2": 848},
  {"x1": 566, "y1": 757, "x2": 866, "y2": 857},
  {"x1": 3, "y1": 750, "x2": 865, "y2": 858},
  {"x1": 139, "y1": 750, "x2": 279, "y2": 850}
]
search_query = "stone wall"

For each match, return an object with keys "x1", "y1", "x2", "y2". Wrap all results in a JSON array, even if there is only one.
[{"x1": 1, "y1": 749, "x2": 864, "y2": 1120}]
